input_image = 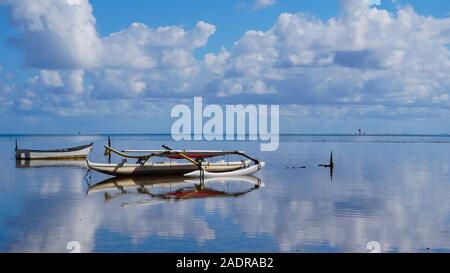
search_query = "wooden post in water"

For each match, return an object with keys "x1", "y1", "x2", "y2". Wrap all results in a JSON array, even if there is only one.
[
  {"x1": 15, "y1": 139, "x2": 18, "y2": 151},
  {"x1": 330, "y1": 151, "x2": 334, "y2": 181},
  {"x1": 330, "y1": 151, "x2": 334, "y2": 168},
  {"x1": 318, "y1": 151, "x2": 334, "y2": 180},
  {"x1": 107, "y1": 136, "x2": 111, "y2": 163}
]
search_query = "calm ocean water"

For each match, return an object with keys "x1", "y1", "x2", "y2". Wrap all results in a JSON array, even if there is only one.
[{"x1": 1, "y1": 134, "x2": 450, "y2": 253}]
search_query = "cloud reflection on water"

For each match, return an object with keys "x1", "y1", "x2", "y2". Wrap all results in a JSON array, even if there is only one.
[{"x1": 2, "y1": 139, "x2": 450, "y2": 252}]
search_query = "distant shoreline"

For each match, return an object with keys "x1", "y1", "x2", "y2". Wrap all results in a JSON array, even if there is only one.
[{"x1": 1, "y1": 133, "x2": 450, "y2": 137}]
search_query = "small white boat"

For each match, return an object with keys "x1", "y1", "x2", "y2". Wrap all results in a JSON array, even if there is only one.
[{"x1": 15, "y1": 143, "x2": 93, "y2": 160}]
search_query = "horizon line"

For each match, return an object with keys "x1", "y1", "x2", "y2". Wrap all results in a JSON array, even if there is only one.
[{"x1": 2, "y1": 133, "x2": 450, "y2": 136}]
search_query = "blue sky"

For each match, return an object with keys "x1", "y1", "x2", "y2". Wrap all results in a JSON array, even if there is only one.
[{"x1": 1, "y1": 0, "x2": 450, "y2": 134}]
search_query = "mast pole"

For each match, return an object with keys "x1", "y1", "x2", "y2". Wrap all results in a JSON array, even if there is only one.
[{"x1": 107, "y1": 136, "x2": 111, "y2": 163}]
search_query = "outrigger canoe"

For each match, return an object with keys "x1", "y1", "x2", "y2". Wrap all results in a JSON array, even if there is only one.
[
  {"x1": 87, "y1": 160, "x2": 252, "y2": 177},
  {"x1": 87, "y1": 145, "x2": 265, "y2": 178},
  {"x1": 15, "y1": 142, "x2": 93, "y2": 160}
]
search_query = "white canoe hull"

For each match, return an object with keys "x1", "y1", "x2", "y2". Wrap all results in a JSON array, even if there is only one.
[
  {"x1": 87, "y1": 160, "x2": 251, "y2": 177},
  {"x1": 15, "y1": 144, "x2": 93, "y2": 160}
]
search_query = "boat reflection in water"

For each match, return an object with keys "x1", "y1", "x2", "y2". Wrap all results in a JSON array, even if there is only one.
[
  {"x1": 15, "y1": 159, "x2": 88, "y2": 169},
  {"x1": 87, "y1": 175, "x2": 264, "y2": 207}
]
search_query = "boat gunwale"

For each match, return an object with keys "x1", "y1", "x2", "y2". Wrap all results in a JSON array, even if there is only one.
[
  {"x1": 86, "y1": 160, "x2": 250, "y2": 168},
  {"x1": 17, "y1": 155, "x2": 89, "y2": 160}
]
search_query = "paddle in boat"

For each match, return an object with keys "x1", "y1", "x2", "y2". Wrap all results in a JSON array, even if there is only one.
[
  {"x1": 15, "y1": 140, "x2": 93, "y2": 160},
  {"x1": 87, "y1": 145, "x2": 265, "y2": 178}
]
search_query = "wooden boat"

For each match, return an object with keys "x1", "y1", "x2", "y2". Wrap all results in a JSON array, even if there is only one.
[
  {"x1": 87, "y1": 145, "x2": 264, "y2": 177},
  {"x1": 15, "y1": 142, "x2": 93, "y2": 160}
]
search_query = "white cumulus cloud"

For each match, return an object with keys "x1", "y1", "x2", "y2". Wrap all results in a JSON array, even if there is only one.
[
  {"x1": 3, "y1": 0, "x2": 102, "y2": 69},
  {"x1": 212, "y1": 1, "x2": 450, "y2": 110},
  {"x1": 1, "y1": 0, "x2": 450, "y2": 122}
]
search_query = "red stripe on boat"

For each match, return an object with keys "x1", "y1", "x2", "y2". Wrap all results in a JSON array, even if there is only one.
[{"x1": 167, "y1": 154, "x2": 214, "y2": 159}]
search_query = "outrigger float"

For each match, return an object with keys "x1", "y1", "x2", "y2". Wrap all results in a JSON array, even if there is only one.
[{"x1": 87, "y1": 145, "x2": 265, "y2": 178}]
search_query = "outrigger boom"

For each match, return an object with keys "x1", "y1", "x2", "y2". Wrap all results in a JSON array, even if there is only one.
[
  {"x1": 105, "y1": 145, "x2": 260, "y2": 164},
  {"x1": 123, "y1": 149, "x2": 246, "y2": 154},
  {"x1": 121, "y1": 149, "x2": 247, "y2": 160}
]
